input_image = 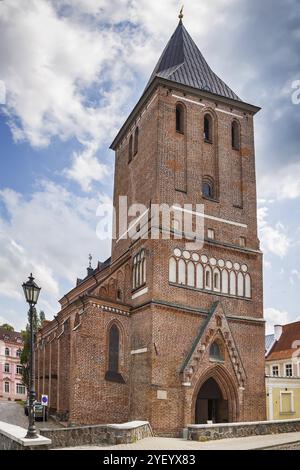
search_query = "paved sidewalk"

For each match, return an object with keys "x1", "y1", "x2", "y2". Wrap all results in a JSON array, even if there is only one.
[{"x1": 60, "y1": 432, "x2": 300, "y2": 450}]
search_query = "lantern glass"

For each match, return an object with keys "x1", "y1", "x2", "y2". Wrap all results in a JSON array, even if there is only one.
[{"x1": 22, "y1": 274, "x2": 41, "y2": 305}]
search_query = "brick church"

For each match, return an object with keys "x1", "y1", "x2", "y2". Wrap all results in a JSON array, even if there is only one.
[{"x1": 35, "y1": 15, "x2": 266, "y2": 434}]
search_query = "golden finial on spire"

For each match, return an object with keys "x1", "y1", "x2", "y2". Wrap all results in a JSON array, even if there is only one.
[{"x1": 178, "y1": 5, "x2": 184, "y2": 21}]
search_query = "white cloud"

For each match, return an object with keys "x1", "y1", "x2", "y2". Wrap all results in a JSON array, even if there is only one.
[
  {"x1": 264, "y1": 307, "x2": 290, "y2": 335},
  {"x1": 0, "y1": 181, "x2": 111, "y2": 316},
  {"x1": 0, "y1": 0, "x2": 238, "y2": 191},
  {"x1": 258, "y1": 207, "x2": 290, "y2": 258},
  {"x1": 258, "y1": 161, "x2": 300, "y2": 201}
]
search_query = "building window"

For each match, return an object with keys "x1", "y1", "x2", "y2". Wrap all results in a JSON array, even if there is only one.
[
  {"x1": 213, "y1": 269, "x2": 221, "y2": 292},
  {"x1": 168, "y1": 250, "x2": 251, "y2": 299},
  {"x1": 108, "y1": 324, "x2": 120, "y2": 373},
  {"x1": 239, "y1": 237, "x2": 246, "y2": 248},
  {"x1": 232, "y1": 120, "x2": 240, "y2": 150},
  {"x1": 16, "y1": 365, "x2": 23, "y2": 375},
  {"x1": 207, "y1": 228, "x2": 215, "y2": 240},
  {"x1": 204, "y1": 114, "x2": 213, "y2": 142},
  {"x1": 16, "y1": 383, "x2": 25, "y2": 395},
  {"x1": 128, "y1": 134, "x2": 133, "y2": 163},
  {"x1": 209, "y1": 342, "x2": 223, "y2": 361},
  {"x1": 4, "y1": 382, "x2": 9, "y2": 393},
  {"x1": 4, "y1": 363, "x2": 10, "y2": 373},
  {"x1": 285, "y1": 364, "x2": 293, "y2": 377},
  {"x1": 272, "y1": 365, "x2": 279, "y2": 377},
  {"x1": 132, "y1": 249, "x2": 146, "y2": 290},
  {"x1": 205, "y1": 266, "x2": 212, "y2": 290},
  {"x1": 16, "y1": 349, "x2": 22, "y2": 358},
  {"x1": 5, "y1": 347, "x2": 9, "y2": 356},
  {"x1": 176, "y1": 104, "x2": 184, "y2": 134},
  {"x1": 134, "y1": 127, "x2": 139, "y2": 156},
  {"x1": 202, "y1": 176, "x2": 215, "y2": 200}
]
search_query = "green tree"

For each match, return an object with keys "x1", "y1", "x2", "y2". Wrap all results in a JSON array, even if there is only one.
[
  {"x1": 20, "y1": 310, "x2": 46, "y2": 390},
  {"x1": 0, "y1": 323, "x2": 14, "y2": 331}
]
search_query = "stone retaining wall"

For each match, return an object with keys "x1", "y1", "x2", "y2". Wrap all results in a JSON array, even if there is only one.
[
  {"x1": 40, "y1": 421, "x2": 152, "y2": 448},
  {"x1": 188, "y1": 419, "x2": 300, "y2": 441},
  {"x1": 0, "y1": 421, "x2": 51, "y2": 450}
]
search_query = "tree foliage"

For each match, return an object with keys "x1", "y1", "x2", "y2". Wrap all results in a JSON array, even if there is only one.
[
  {"x1": 0, "y1": 323, "x2": 14, "y2": 331},
  {"x1": 20, "y1": 310, "x2": 46, "y2": 390}
]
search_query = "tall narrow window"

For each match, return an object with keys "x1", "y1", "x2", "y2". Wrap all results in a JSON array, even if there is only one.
[
  {"x1": 230, "y1": 271, "x2": 236, "y2": 296},
  {"x1": 132, "y1": 249, "x2": 146, "y2": 290},
  {"x1": 205, "y1": 266, "x2": 212, "y2": 290},
  {"x1": 4, "y1": 382, "x2": 9, "y2": 393},
  {"x1": 213, "y1": 268, "x2": 221, "y2": 292},
  {"x1": 232, "y1": 121, "x2": 240, "y2": 150},
  {"x1": 169, "y1": 257, "x2": 177, "y2": 283},
  {"x1": 134, "y1": 127, "x2": 139, "y2": 156},
  {"x1": 245, "y1": 274, "x2": 251, "y2": 299},
  {"x1": 222, "y1": 270, "x2": 229, "y2": 294},
  {"x1": 237, "y1": 272, "x2": 244, "y2": 297},
  {"x1": 128, "y1": 135, "x2": 133, "y2": 163},
  {"x1": 187, "y1": 262, "x2": 195, "y2": 287},
  {"x1": 204, "y1": 114, "x2": 213, "y2": 142},
  {"x1": 176, "y1": 104, "x2": 184, "y2": 134},
  {"x1": 178, "y1": 259, "x2": 186, "y2": 285},
  {"x1": 5, "y1": 347, "x2": 9, "y2": 356},
  {"x1": 108, "y1": 324, "x2": 120, "y2": 373}
]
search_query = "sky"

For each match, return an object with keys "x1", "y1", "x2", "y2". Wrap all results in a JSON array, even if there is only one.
[{"x1": 0, "y1": 0, "x2": 299, "y2": 334}]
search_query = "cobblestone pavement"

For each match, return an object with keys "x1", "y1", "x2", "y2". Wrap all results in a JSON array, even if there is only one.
[
  {"x1": 59, "y1": 432, "x2": 300, "y2": 451},
  {"x1": 0, "y1": 399, "x2": 62, "y2": 430}
]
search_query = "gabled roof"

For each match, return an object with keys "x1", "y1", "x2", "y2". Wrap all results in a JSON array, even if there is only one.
[
  {"x1": 146, "y1": 19, "x2": 240, "y2": 102},
  {"x1": 266, "y1": 321, "x2": 300, "y2": 361}
]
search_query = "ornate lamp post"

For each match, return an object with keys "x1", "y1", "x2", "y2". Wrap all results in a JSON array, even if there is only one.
[{"x1": 22, "y1": 273, "x2": 41, "y2": 439}]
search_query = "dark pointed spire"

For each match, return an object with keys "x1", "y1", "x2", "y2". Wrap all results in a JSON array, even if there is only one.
[{"x1": 146, "y1": 20, "x2": 240, "y2": 101}]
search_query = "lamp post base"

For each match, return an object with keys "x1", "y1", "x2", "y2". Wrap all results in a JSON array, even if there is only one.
[{"x1": 25, "y1": 425, "x2": 39, "y2": 439}]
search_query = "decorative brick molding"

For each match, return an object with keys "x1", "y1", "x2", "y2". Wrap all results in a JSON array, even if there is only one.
[
  {"x1": 187, "y1": 418, "x2": 300, "y2": 442},
  {"x1": 40, "y1": 421, "x2": 152, "y2": 448}
]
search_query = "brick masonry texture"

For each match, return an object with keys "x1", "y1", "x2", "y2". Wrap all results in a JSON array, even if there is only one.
[{"x1": 35, "y1": 76, "x2": 265, "y2": 435}]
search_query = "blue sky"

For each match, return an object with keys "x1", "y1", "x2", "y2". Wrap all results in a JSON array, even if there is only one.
[{"x1": 0, "y1": 0, "x2": 299, "y2": 333}]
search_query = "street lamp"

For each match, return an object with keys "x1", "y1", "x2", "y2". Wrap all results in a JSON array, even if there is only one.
[{"x1": 22, "y1": 273, "x2": 41, "y2": 439}]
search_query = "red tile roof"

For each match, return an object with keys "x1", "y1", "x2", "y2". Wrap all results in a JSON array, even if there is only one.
[
  {"x1": 0, "y1": 327, "x2": 23, "y2": 344},
  {"x1": 266, "y1": 321, "x2": 300, "y2": 361}
]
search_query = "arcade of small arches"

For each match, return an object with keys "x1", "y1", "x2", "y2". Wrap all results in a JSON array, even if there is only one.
[{"x1": 169, "y1": 248, "x2": 251, "y2": 299}]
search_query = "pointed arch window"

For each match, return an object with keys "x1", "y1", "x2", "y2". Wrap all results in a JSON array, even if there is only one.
[
  {"x1": 176, "y1": 104, "x2": 185, "y2": 134},
  {"x1": 134, "y1": 127, "x2": 139, "y2": 156},
  {"x1": 204, "y1": 114, "x2": 213, "y2": 143},
  {"x1": 232, "y1": 120, "x2": 240, "y2": 150},
  {"x1": 128, "y1": 135, "x2": 133, "y2": 163}
]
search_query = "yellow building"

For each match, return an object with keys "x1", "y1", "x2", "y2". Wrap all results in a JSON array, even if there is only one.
[{"x1": 265, "y1": 322, "x2": 300, "y2": 420}]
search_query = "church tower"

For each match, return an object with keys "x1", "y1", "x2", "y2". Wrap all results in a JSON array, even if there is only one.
[
  {"x1": 109, "y1": 17, "x2": 265, "y2": 431},
  {"x1": 35, "y1": 14, "x2": 266, "y2": 435}
]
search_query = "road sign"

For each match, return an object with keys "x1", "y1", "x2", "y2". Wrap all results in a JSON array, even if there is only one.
[{"x1": 41, "y1": 394, "x2": 48, "y2": 406}]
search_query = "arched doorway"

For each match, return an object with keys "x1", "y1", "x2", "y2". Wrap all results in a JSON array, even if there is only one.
[{"x1": 195, "y1": 377, "x2": 229, "y2": 424}]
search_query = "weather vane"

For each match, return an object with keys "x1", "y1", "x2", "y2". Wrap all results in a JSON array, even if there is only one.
[
  {"x1": 178, "y1": 5, "x2": 184, "y2": 21},
  {"x1": 88, "y1": 253, "x2": 92, "y2": 268}
]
